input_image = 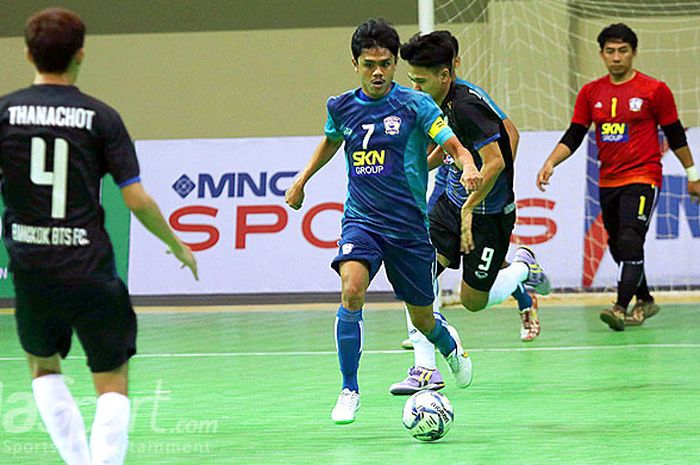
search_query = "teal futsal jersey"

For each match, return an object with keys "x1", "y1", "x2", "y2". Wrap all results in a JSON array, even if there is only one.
[{"x1": 325, "y1": 83, "x2": 454, "y2": 239}]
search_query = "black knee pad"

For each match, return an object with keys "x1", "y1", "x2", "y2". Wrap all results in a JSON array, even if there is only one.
[
  {"x1": 607, "y1": 242, "x2": 621, "y2": 264},
  {"x1": 616, "y1": 226, "x2": 645, "y2": 262}
]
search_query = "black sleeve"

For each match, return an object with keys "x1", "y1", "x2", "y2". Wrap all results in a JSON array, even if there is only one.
[
  {"x1": 661, "y1": 120, "x2": 688, "y2": 151},
  {"x1": 103, "y1": 109, "x2": 140, "y2": 186},
  {"x1": 452, "y1": 98, "x2": 502, "y2": 150},
  {"x1": 559, "y1": 123, "x2": 588, "y2": 153}
]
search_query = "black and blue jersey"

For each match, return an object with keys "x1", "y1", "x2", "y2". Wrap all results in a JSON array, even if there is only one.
[{"x1": 441, "y1": 82, "x2": 514, "y2": 215}]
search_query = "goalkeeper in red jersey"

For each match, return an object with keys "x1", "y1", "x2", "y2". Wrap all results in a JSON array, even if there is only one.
[{"x1": 537, "y1": 23, "x2": 700, "y2": 331}]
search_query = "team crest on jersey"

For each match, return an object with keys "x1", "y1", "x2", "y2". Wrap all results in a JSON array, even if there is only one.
[
  {"x1": 628, "y1": 97, "x2": 643, "y2": 112},
  {"x1": 343, "y1": 127, "x2": 353, "y2": 136},
  {"x1": 594, "y1": 101, "x2": 603, "y2": 109},
  {"x1": 383, "y1": 116, "x2": 401, "y2": 135},
  {"x1": 342, "y1": 243, "x2": 354, "y2": 255}
]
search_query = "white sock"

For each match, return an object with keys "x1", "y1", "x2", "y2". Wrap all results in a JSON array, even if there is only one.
[
  {"x1": 90, "y1": 392, "x2": 130, "y2": 465},
  {"x1": 486, "y1": 262, "x2": 529, "y2": 307},
  {"x1": 433, "y1": 277, "x2": 442, "y2": 313},
  {"x1": 32, "y1": 374, "x2": 90, "y2": 465},
  {"x1": 405, "y1": 305, "x2": 437, "y2": 370}
]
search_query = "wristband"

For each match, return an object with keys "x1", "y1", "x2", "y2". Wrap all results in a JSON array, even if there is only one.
[{"x1": 686, "y1": 165, "x2": 699, "y2": 182}]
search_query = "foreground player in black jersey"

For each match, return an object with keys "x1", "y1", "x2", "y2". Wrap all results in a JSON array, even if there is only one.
[
  {"x1": 391, "y1": 32, "x2": 551, "y2": 393},
  {"x1": 392, "y1": 34, "x2": 552, "y2": 393},
  {"x1": 400, "y1": 32, "x2": 550, "y2": 314},
  {"x1": 0, "y1": 8, "x2": 198, "y2": 465}
]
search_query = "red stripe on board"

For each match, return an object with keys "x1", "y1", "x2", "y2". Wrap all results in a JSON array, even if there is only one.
[{"x1": 583, "y1": 214, "x2": 608, "y2": 287}]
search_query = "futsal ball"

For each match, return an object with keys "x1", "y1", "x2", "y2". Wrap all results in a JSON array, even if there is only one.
[{"x1": 402, "y1": 390, "x2": 454, "y2": 441}]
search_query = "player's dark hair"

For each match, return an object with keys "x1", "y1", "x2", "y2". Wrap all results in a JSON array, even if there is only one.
[
  {"x1": 597, "y1": 23, "x2": 637, "y2": 50},
  {"x1": 432, "y1": 30, "x2": 459, "y2": 57},
  {"x1": 351, "y1": 18, "x2": 400, "y2": 60},
  {"x1": 25, "y1": 8, "x2": 85, "y2": 73},
  {"x1": 400, "y1": 31, "x2": 454, "y2": 72}
]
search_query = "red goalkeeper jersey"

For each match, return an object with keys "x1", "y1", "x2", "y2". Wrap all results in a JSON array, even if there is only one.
[{"x1": 572, "y1": 71, "x2": 679, "y2": 188}]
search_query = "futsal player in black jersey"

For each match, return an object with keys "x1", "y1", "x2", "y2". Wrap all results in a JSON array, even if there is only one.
[
  {"x1": 0, "y1": 8, "x2": 197, "y2": 465},
  {"x1": 399, "y1": 33, "x2": 551, "y2": 315}
]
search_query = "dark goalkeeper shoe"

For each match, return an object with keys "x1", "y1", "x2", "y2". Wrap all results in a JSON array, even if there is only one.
[
  {"x1": 600, "y1": 304, "x2": 626, "y2": 331},
  {"x1": 625, "y1": 300, "x2": 660, "y2": 326}
]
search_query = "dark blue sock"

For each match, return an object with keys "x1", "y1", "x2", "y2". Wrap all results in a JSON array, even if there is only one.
[
  {"x1": 512, "y1": 283, "x2": 533, "y2": 311},
  {"x1": 335, "y1": 306, "x2": 363, "y2": 392},
  {"x1": 425, "y1": 320, "x2": 457, "y2": 357}
]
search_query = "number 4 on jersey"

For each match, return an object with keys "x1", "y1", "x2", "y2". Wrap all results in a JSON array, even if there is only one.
[{"x1": 31, "y1": 137, "x2": 68, "y2": 219}]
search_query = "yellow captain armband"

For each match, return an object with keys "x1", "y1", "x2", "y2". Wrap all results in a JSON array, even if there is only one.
[{"x1": 428, "y1": 116, "x2": 448, "y2": 139}]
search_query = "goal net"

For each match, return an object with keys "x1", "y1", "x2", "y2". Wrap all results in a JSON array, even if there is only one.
[{"x1": 431, "y1": 0, "x2": 700, "y2": 298}]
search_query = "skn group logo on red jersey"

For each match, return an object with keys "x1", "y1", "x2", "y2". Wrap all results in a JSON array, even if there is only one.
[{"x1": 599, "y1": 122, "x2": 629, "y2": 143}]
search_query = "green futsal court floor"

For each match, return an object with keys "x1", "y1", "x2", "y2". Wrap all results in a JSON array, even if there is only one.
[{"x1": 0, "y1": 299, "x2": 698, "y2": 465}]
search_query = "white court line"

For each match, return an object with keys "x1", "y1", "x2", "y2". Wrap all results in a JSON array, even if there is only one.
[{"x1": 1, "y1": 343, "x2": 699, "y2": 362}]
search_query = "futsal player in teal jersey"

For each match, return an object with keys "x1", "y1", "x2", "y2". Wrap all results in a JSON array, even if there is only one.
[{"x1": 285, "y1": 18, "x2": 481, "y2": 424}]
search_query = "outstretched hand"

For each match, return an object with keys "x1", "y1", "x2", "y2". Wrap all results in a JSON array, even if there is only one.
[
  {"x1": 536, "y1": 162, "x2": 554, "y2": 192},
  {"x1": 167, "y1": 239, "x2": 198, "y2": 280}
]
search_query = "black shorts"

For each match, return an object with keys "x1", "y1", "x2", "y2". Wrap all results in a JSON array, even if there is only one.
[
  {"x1": 13, "y1": 275, "x2": 137, "y2": 373},
  {"x1": 429, "y1": 193, "x2": 515, "y2": 292},
  {"x1": 599, "y1": 183, "x2": 658, "y2": 252}
]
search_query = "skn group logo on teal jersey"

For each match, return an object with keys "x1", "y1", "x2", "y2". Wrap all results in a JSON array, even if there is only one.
[{"x1": 351, "y1": 149, "x2": 392, "y2": 176}]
